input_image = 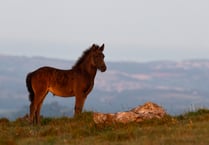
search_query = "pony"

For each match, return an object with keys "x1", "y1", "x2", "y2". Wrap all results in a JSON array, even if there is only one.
[{"x1": 26, "y1": 44, "x2": 107, "y2": 124}]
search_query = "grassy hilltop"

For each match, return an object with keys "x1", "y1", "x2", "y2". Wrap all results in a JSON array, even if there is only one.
[{"x1": 0, "y1": 110, "x2": 209, "y2": 145}]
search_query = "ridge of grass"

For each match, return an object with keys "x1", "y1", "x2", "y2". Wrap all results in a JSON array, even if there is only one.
[{"x1": 0, "y1": 109, "x2": 209, "y2": 145}]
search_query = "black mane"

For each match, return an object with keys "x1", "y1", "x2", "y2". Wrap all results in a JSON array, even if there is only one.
[{"x1": 72, "y1": 45, "x2": 97, "y2": 70}]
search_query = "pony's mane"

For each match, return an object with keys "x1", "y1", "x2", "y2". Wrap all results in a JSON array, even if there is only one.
[{"x1": 72, "y1": 45, "x2": 96, "y2": 70}]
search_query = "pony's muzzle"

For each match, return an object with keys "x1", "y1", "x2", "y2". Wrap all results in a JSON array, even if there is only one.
[{"x1": 100, "y1": 65, "x2": 107, "y2": 72}]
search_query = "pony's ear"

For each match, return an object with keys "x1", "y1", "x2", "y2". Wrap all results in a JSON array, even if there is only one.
[
  {"x1": 100, "y1": 44, "x2": 105, "y2": 51},
  {"x1": 91, "y1": 44, "x2": 97, "y2": 50},
  {"x1": 92, "y1": 44, "x2": 96, "y2": 48}
]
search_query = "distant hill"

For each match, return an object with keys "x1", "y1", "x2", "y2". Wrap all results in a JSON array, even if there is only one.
[{"x1": 0, "y1": 54, "x2": 209, "y2": 119}]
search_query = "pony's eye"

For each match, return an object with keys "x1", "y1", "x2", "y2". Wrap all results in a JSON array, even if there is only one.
[{"x1": 98, "y1": 53, "x2": 104, "y2": 58}]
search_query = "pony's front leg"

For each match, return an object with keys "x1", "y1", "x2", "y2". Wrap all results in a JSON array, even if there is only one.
[{"x1": 74, "y1": 95, "x2": 87, "y2": 116}]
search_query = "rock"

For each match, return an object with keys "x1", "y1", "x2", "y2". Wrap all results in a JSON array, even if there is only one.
[{"x1": 93, "y1": 102, "x2": 167, "y2": 124}]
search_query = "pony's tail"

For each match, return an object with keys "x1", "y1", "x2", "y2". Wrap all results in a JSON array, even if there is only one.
[{"x1": 26, "y1": 73, "x2": 34, "y2": 102}]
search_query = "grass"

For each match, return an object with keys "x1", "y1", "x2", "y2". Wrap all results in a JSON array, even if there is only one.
[{"x1": 0, "y1": 109, "x2": 209, "y2": 145}]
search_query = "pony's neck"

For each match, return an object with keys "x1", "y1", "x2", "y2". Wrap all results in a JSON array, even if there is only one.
[
  {"x1": 74, "y1": 56, "x2": 97, "y2": 79},
  {"x1": 86, "y1": 64, "x2": 97, "y2": 80}
]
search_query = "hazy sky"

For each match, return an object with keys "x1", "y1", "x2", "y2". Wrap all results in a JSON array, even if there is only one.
[{"x1": 0, "y1": 0, "x2": 209, "y2": 62}]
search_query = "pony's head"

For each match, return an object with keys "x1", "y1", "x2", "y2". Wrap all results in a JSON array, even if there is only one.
[{"x1": 91, "y1": 44, "x2": 107, "y2": 72}]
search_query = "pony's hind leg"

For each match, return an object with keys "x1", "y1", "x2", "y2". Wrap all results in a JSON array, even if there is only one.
[
  {"x1": 35, "y1": 92, "x2": 48, "y2": 124},
  {"x1": 30, "y1": 90, "x2": 48, "y2": 124},
  {"x1": 29, "y1": 101, "x2": 36, "y2": 124}
]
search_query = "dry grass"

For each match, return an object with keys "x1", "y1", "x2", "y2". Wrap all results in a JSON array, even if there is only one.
[{"x1": 1, "y1": 109, "x2": 209, "y2": 145}]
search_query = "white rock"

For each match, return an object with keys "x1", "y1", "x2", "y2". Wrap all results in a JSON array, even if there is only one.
[{"x1": 93, "y1": 102, "x2": 166, "y2": 124}]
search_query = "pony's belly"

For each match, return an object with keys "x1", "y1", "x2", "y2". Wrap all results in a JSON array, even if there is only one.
[
  {"x1": 57, "y1": 94, "x2": 74, "y2": 97},
  {"x1": 49, "y1": 87, "x2": 74, "y2": 97}
]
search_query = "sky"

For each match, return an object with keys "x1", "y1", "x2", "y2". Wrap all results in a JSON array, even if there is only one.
[{"x1": 0, "y1": 0, "x2": 209, "y2": 62}]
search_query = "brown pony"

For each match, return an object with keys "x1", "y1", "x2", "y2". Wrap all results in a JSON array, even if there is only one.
[{"x1": 26, "y1": 44, "x2": 107, "y2": 124}]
